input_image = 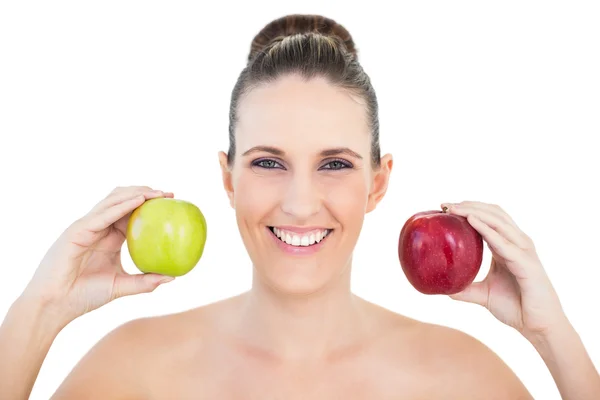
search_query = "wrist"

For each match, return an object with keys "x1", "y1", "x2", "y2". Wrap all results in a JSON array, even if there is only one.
[
  {"x1": 526, "y1": 314, "x2": 576, "y2": 356},
  {"x1": 13, "y1": 289, "x2": 74, "y2": 336}
]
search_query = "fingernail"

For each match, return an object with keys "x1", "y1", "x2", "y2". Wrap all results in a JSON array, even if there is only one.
[{"x1": 159, "y1": 276, "x2": 175, "y2": 284}]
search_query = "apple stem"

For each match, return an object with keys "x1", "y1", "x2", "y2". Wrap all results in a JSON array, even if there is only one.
[{"x1": 442, "y1": 206, "x2": 448, "y2": 213}]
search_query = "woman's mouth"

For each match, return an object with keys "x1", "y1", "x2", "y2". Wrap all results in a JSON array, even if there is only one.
[{"x1": 267, "y1": 226, "x2": 332, "y2": 247}]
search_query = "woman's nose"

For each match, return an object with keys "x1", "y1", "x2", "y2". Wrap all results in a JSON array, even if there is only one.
[{"x1": 280, "y1": 173, "x2": 321, "y2": 220}]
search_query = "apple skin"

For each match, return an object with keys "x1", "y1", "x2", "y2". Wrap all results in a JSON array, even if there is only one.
[
  {"x1": 126, "y1": 198, "x2": 207, "y2": 277},
  {"x1": 398, "y1": 209, "x2": 483, "y2": 295}
]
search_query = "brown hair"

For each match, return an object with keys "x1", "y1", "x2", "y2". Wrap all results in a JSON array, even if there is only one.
[{"x1": 227, "y1": 14, "x2": 380, "y2": 168}]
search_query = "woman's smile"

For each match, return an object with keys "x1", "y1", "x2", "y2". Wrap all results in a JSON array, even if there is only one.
[{"x1": 267, "y1": 225, "x2": 334, "y2": 255}]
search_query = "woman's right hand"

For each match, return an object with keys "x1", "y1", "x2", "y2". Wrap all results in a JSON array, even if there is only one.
[{"x1": 20, "y1": 186, "x2": 176, "y2": 326}]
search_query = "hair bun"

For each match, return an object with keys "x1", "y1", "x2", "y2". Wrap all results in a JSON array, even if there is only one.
[{"x1": 249, "y1": 14, "x2": 357, "y2": 61}]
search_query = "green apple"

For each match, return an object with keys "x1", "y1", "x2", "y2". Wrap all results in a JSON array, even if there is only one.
[{"x1": 126, "y1": 198, "x2": 207, "y2": 277}]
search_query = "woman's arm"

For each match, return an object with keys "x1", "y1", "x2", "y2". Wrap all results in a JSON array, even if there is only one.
[
  {"x1": 530, "y1": 316, "x2": 600, "y2": 399},
  {"x1": 0, "y1": 294, "x2": 68, "y2": 400},
  {"x1": 443, "y1": 201, "x2": 600, "y2": 399},
  {"x1": 0, "y1": 186, "x2": 174, "y2": 400}
]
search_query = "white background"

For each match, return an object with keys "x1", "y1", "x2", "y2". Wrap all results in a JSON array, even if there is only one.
[{"x1": 1, "y1": 1, "x2": 599, "y2": 399}]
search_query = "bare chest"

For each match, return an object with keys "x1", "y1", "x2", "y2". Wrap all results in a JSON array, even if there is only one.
[
  {"x1": 144, "y1": 353, "x2": 431, "y2": 400},
  {"x1": 153, "y1": 370, "x2": 399, "y2": 399}
]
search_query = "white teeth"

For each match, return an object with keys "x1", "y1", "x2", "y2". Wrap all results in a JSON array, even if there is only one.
[
  {"x1": 292, "y1": 235, "x2": 300, "y2": 246},
  {"x1": 271, "y1": 227, "x2": 330, "y2": 247},
  {"x1": 316, "y1": 230, "x2": 324, "y2": 243}
]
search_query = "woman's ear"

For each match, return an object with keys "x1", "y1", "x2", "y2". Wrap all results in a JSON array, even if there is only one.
[
  {"x1": 218, "y1": 151, "x2": 235, "y2": 208},
  {"x1": 366, "y1": 153, "x2": 393, "y2": 213}
]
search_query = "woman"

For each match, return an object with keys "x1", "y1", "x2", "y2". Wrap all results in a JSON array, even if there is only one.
[{"x1": 1, "y1": 14, "x2": 598, "y2": 399}]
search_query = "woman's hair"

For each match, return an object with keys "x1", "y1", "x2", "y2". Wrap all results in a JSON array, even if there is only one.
[{"x1": 227, "y1": 14, "x2": 381, "y2": 168}]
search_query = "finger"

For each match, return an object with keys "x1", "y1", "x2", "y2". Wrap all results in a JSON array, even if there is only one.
[
  {"x1": 463, "y1": 214, "x2": 522, "y2": 263},
  {"x1": 443, "y1": 201, "x2": 517, "y2": 228},
  {"x1": 112, "y1": 273, "x2": 175, "y2": 298},
  {"x1": 449, "y1": 280, "x2": 489, "y2": 307},
  {"x1": 468, "y1": 216, "x2": 537, "y2": 282},
  {"x1": 104, "y1": 189, "x2": 172, "y2": 211},
  {"x1": 445, "y1": 205, "x2": 532, "y2": 249},
  {"x1": 85, "y1": 195, "x2": 146, "y2": 233},
  {"x1": 112, "y1": 185, "x2": 153, "y2": 193},
  {"x1": 91, "y1": 186, "x2": 155, "y2": 213}
]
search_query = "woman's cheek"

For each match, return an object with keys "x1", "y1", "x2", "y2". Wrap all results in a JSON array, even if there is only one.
[
  {"x1": 235, "y1": 171, "x2": 286, "y2": 209},
  {"x1": 320, "y1": 173, "x2": 369, "y2": 213}
]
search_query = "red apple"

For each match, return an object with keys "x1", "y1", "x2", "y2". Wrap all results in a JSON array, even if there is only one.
[{"x1": 398, "y1": 208, "x2": 483, "y2": 295}]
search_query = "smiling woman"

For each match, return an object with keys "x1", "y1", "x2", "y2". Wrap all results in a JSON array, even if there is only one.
[
  {"x1": 1, "y1": 13, "x2": 599, "y2": 400},
  {"x1": 219, "y1": 68, "x2": 389, "y2": 297}
]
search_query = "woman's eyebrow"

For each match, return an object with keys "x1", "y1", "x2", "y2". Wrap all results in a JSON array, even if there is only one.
[
  {"x1": 241, "y1": 146, "x2": 363, "y2": 159},
  {"x1": 242, "y1": 146, "x2": 284, "y2": 157},
  {"x1": 320, "y1": 147, "x2": 363, "y2": 159}
]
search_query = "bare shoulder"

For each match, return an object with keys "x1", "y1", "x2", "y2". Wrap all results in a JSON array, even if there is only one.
[
  {"x1": 51, "y1": 295, "x2": 237, "y2": 400},
  {"x1": 413, "y1": 322, "x2": 532, "y2": 398},
  {"x1": 366, "y1": 303, "x2": 533, "y2": 399}
]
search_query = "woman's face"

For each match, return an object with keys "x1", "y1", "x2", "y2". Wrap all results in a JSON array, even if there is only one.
[{"x1": 219, "y1": 74, "x2": 393, "y2": 295}]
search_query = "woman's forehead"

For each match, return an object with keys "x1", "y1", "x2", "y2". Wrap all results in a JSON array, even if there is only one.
[
  {"x1": 236, "y1": 76, "x2": 370, "y2": 153},
  {"x1": 239, "y1": 75, "x2": 365, "y2": 117}
]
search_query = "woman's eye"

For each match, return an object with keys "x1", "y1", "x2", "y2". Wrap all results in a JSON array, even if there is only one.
[
  {"x1": 255, "y1": 159, "x2": 282, "y2": 169},
  {"x1": 322, "y1": 160, "x2": 351, "y2": 170},
  {"x1": 253, "y1": 158, "x2": 351, "y2": 170}
]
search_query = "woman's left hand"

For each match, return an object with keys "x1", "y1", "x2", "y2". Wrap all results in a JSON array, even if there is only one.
[{"x1": 441, "y1": 201, "x2": 567, "y2": 342}]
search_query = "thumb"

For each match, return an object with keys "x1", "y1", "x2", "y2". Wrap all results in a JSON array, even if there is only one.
[
  {"x1": 449, "y1": 281, "x2": 489, "y2": 308},
  {"x1": 113, "y1": 273, "x2": 175, "y2": 298}
]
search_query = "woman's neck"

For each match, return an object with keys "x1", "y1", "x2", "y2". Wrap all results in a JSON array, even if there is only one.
[{"x1": 234, "y1": 267, "x2": 374, "y2": 362}]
